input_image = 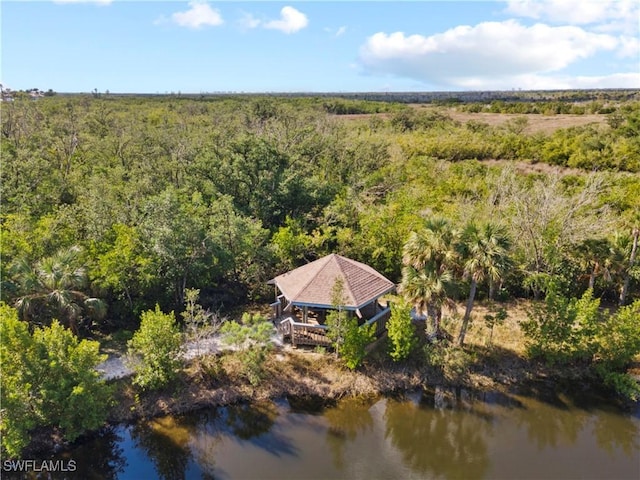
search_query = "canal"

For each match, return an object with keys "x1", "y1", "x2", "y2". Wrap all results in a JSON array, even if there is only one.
[{"x1": 34, "y1": 387, "x2": 640, "y2": 479}]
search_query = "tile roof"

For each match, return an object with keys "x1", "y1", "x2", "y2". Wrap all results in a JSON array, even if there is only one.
[{"x1": 271, "y1": 254, "x2": 395, "y2": 308}]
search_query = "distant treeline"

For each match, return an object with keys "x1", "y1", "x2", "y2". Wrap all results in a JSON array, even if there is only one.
[{"x1": 56, "y1": 88, "x2": 640, "y2": 105}]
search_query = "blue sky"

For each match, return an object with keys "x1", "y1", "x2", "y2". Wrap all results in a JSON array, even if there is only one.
[{"x1": 2, "y1": 0, "x2": 639, "y2": 93}]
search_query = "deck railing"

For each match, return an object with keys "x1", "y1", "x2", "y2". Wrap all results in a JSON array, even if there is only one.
[
  {"x1": 276, "y1": 305, "x2": 391, "y2": 348},
  {"x1": 362, "y1": 306, "x2": 391, "y2": 337},
  {"x1": 277, "y1": 317, "x2": 331, "y2": 347}
]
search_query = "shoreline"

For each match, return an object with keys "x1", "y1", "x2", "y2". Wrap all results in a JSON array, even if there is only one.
[{"x1": 23, "y1": 346, "x2": 638, "y2": 458}]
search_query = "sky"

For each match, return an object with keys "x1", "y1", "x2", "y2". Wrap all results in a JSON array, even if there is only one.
[{"x1": 2, "y1": 0, "x2": 639, "y2": 93}]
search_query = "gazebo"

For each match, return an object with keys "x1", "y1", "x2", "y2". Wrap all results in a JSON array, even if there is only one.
[{"x1": 268, "y1": 254, "x2": 395, "y2": 347}]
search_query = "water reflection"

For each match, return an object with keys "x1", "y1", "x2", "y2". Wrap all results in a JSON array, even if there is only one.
[
  {"x1": 324, "y1": 396, "x2": 376, "y2": 469},
  {"x1": 43, "y1": 388, "x2": 639, "y2": 480},
  {"x1": 65, "y1": 427, "x2": 127, "y2": 480},
  {"x1": 131, "y1": 416, "x2": 194, "y2": 480},
  {"x1": 384, "y1": 388, "x2": 491, "y2": 480},
  {"x1": 593, "y1": 411, "x2": 640, "y2": 456},
  {"x1": 15, "y1": 427, "x2": 127, "y2": 480}
]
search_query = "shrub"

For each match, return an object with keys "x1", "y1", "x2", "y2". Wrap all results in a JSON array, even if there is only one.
[
  {"x1": 220, "y1": 312, "x2": 273, "y2": 385},
  {"x1": 522, "y1": 292, "x2": 640, "y2": 399},
  {"x1": 423, "y1": 339, "x2": 473, "y2": 381},
  {"x1": 127, "y1": 305, "x2": 183, "y2": 390},
  {"x1": 1, "y1": 304, "x2": 111, "y2": 457},
  {"x1": 342, "y1": 319, "x2": 375, "y2": 370},
  {"x1": 387, "y1": 300, "x2": 417, "y2": 361},
  {"x1": 521, "y1": 289, "x2": 599, "y2": 364}
]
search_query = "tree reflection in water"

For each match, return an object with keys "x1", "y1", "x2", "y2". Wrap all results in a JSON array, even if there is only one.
[
  {"x1": 188, "y1": 410, "x2": 223, "y2": 477},
  {"x1": 130, "y1": 415, "x2": 195, "y2": 480},
  {"x1": 224, "y1": 401, "x2": 278, "y2": 440},
  {"x1": 52, "y1": 426, "x2": 127, "y2": 480},
  {"x1": 517, "y1": 393, "x2": 588, "y2": 449},
  {"x1": 130, "y1": 402, "x2": 284, "y2": 479},
  {"x1": 512, "y1": 389, "x2": 640, "y2": 455},
  {"x1": 593, "y1": 408, "x2": 640, "y2": 456},
  {"x1": 384, "y1": 387, "x2": 491, "y2": 480},
  {"x1": 324, "y1": 396, "x2": 376, "y2": 469}
]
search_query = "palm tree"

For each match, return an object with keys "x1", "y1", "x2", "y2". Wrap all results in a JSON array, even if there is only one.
[
  {"x1": 574, "y1": 238, "x2": 612, "y2": 291},
  {"x1": 457, "y1": 222, "x2": 511, "y2": 346},
  {"x1": 400, "y1": 218, "x2": 459, "y2": 337},
  {"x1": 400, "y1": 265, "x2": 455, "y2": 336},
  {"x1": 14, "y1": 246, "x2": 106, "y2": 334},
  {"x1": 620, "y1": 227, "x2": 639, "y2": 305}
]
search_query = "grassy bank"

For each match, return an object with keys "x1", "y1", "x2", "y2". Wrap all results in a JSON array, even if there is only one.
[{"x1": 23, "y1": 299, "x2": 638, "y2": 457}]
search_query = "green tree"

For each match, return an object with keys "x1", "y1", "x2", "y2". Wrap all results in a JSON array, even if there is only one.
[
  {"x1": 341, "y1": 319, "x2": 375, "y2": 370},
  {"x1": 89, "y1": 224, "x2": 154, "y2": 312},
  {"x1": 13, "y1": 246, "x2": 106, "y2": 334},
  {"x1": 140, "y1": 188, "x2": 213, "y2": 307},
  {"x1": 127, "y1": 305, "x2": 183, "y2": 390},
  {"x1": 207, "y1": 195, "x2": 272, "y2": 297},
  {"x1": 573, "y1": 237, "x2": 612, "y2": 291},
  {"x1": 326, "y1": 278, "x2": 350, "y2": 357},
  {"x1": 326, "y1": 278, "x2": 375, "y2": 369},
  {"x1": 521, "y1": 287, "x2": 599, "y2": 364},
  {"x1": 1, "y1": 304, "x2": 111, "y2": 457},
  {"x1": 387, "y1": 299, "x2": 417, "y2": 361},
  {"x1": 593, "y1": 300, "x2": 640, "y2": 399},
  {"x1": 457, "y1": 222, "x2": 511, "y2": 346},
  {"x1": 618, "y1": 227, "x2": 639, "y2": 305}
]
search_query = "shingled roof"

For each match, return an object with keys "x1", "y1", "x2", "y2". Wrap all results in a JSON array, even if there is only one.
[{"x1": 270, "y1": 254, "x2": 395, "y2": 309}]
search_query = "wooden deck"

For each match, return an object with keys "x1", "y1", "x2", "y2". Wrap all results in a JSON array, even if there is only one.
[{"x1": 274, "y1": 307, "x2": 391, "y2": 348}]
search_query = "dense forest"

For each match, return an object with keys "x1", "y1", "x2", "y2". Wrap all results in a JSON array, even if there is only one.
[
  {"x1": 2, "y1": 93, "x2": 638, "y2": 326},
  {"x1": 2, "y1": 92, "x2": 640, "y2": 457}
]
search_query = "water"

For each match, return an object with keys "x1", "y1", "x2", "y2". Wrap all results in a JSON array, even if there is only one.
[{"x1": 31, "y1": 388, "x2": 640, "y2": 479}]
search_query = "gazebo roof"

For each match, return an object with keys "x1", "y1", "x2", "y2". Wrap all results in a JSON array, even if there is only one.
[{"x1": 270, "y1": 254, "x2": 395, "y2": 309}]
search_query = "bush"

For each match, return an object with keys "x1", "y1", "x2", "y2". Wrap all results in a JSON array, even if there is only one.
[
  {"x1": 341, "y1": 320, "x2": 375, "y2": 370},
  {"x1": 326, "y1": 306, "x2": 375, "y2": 370},
  {"x1": 522, "y1": 292, "x2": 640, "y2": 399},
  {"x1": 0, "y1": 304, "x2": 111, "y2": 457},
  {"x1": 423, "y1": 340, "x2": 473, "y2": 381},
  {"x1": 521, "y1": 288, "x2": 599, "y2": 364},
  {"x1": 387, "y1": 300, "x2": 417, "y2": 361},
  {"x1": 220, "y1": 312, "x2": 273, "y2": 385},
  {"x1": 127, "y1": 305, "x2": 183, "y2": 390}
]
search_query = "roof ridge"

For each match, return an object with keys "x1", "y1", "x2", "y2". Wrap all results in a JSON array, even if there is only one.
[
  {"x1": 290, "y1": 254, "x2": 333, "y2": 304},
  {"x1": 272, "y1": 253, "x2": 394, "y2": 308},
  {"x1": 334, "y1": 254, "x2": 357, "y2": 307}
]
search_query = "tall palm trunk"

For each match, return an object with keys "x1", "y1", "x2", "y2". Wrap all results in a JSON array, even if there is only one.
[
  {"x1": 588, "y1": 261, "x2": 599, "y2": 290},
  {"x1": 426, "y1": 303, "x2": 441, "y2": 337},
  {"x1": 619, "y1": 227, "x2": 639, "y2": 306},
  {"x1": 457, "y1": 279, "x2": 477, "y2": 346}
]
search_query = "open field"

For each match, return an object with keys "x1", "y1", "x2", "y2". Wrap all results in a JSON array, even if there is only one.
[
  {"x1": 442, "y1": 110, "x2": 606, "y2": 134},
  {"x1": 336, "y1": 107, "x2": 607, "y2": 135}
]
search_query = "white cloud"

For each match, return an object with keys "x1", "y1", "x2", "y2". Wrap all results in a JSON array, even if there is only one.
[
  {"x1": 487, "y1": 72, "x2": 640, "y2": 90},
  {"x1": 358, "y1": 20, "x2": 630, "y2": 89},
  {"x1": 616, "y1": 35, "x2": 640, "y2": 59},
  {"x1": 505, "y1": 0, "x2": 638, "y2": 25},
  {"x1": 505, "y1": 0, "x2": 639, "y2": 37},
  {"x1": 171, "y1": 1, "x2": 223, "y2": 29},
  {"x1": 335, "y1": 26, "x2": 347, "y2": 37},
  {"x1": 264, "y1": 6, "x2": 308, "y2": 34}
]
